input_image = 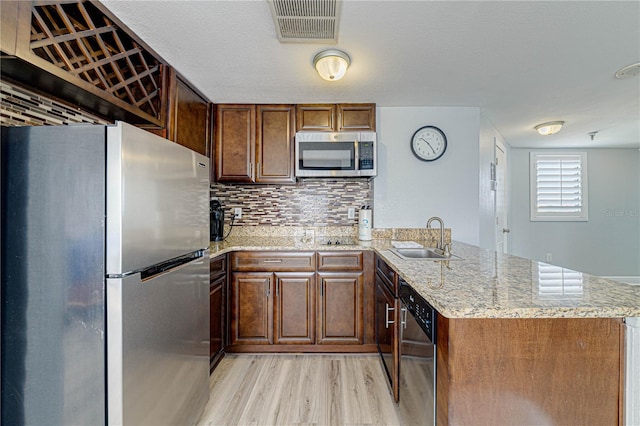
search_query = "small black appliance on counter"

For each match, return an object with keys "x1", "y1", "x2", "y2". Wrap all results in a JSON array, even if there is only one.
[{"x1": 210, "y1": 199, "x2": 224, "y2": 241}]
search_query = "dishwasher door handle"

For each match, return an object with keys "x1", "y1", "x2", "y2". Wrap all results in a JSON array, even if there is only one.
[{"x1": 400, "y1": 306, "x2": 407, "y2": 329}]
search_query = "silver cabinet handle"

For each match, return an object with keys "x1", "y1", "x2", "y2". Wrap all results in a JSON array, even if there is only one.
[
  {"x1": 385, "y1": 303, "x2": 395, "y2": 328},
  {"x1": 263, "y1": 259, "x2": 283, "y2": 263},
  {"x1": 401, "y1": 307, "x2": 407, "y2": 329}
]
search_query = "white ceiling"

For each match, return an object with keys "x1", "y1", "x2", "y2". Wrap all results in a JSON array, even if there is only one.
[{"x1": 102, "y1": 0, "x2": 640, "y2": 149}]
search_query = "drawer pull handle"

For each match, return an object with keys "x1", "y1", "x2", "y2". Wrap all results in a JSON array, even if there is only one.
[
  {"x1": 263, "y1": 259, "x2": 283, "y2": 263},
  {"x1": 385, "y1": 303, "x2": 395, "y2": 328}
]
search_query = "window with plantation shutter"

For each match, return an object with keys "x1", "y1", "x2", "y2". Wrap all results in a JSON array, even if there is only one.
[{"x1": 530, "y1": 152, "x2": 588, "y2": 221}]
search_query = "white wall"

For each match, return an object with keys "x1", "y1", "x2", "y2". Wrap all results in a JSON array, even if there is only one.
[
  {"x1": 510, "y1": 148, "x2": 640, "y2": 277},
  {"x1": 374, "y1": 106, "x2": 482, "y2": 245}
]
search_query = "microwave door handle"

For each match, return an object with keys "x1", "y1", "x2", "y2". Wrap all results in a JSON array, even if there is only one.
[{"x1": 354, "y1": 140, "x2": 359, "y2": 171}]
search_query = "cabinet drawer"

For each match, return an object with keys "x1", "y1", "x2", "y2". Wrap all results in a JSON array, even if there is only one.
[
  {"x1": 210, "y1": 254, "x2": 227, "y2": 281},
  {"x1": 317, "y1": 251, "x2": 363, "y2": 271},
  {"x1": 376, "y1": 256, "x2": 397, "y2": 295},
  {"x1": 231, "y1": 251, "x2": 316, "y2": 272}
]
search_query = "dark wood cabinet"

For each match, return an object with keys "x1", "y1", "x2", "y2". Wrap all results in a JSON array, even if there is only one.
[
  {"x1": 256, "y1": 105, "x2": 296, "y2": 183},
  {"x1": 375, "y1": 256, "x2": 399, "y2": 401},
  {"x1": 228, "y1": 252, "x2": 315, "y2": 348},
  {"x1": 229, "y1": 272, "x2": 273, "y2": 345},
  {"x1": 165, "y1": 68, "x2": 210, "y2": 156},
  {"x1": 274, "y1": 272, "x2": 316, "y2": 344},
  {"x1": 209, "y1": 254, "x2": 227, "y2": 370},
  {"x1": 227, "y1": 250, "x2": 374, "y2": 353},
  {"x1": 215, "y1": 104, "x2": 295, "y2": 184},
  {"x1": 214, "y1": 104, "x2": 255, "y2": 183},
  {"x1": 317, "y1": 272, "x2": 364, "y2": 345},
  {"x1": 296, "y1": 103, "x2": 376, "y2": 132},
  {"x1": 295, "y1": 104, "x2": 336, "y2": 131}
]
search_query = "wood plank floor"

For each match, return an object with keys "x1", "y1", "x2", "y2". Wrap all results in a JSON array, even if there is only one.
[{"x1": 196, "y1": 354, "x2": 404, "y2": 426}]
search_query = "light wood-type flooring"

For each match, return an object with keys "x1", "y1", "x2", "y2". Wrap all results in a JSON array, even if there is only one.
[{"x1": 196, "y1": 354, "x2": 404, "y2": 426}]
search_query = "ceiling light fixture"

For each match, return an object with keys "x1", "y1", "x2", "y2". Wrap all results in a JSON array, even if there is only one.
[
  {"x1": 535, "y1": 121, "x2": 564, "y2": 136},
  {"x1": 313, "y1": 49, "x2": 350, "y2": 81},
  {"x1": 615, "y1": 63, "x2": 640, "y2": 79}
]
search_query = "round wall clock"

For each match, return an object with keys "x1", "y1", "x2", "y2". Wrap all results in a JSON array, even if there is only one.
[{"x1": 410, "y1": 126, "x2": 447, "y2": 161}]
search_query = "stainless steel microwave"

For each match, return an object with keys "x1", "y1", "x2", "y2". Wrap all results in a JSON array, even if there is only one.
[{"x1": 295, "y1": 132, "x2": 377, "y2": 177}]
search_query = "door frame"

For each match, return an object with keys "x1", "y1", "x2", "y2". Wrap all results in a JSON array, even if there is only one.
[{"x1": 495, "y1": 138, "x2": 509, "y2": 254}]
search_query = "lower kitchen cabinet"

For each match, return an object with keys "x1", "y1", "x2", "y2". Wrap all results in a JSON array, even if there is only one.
[
  {"x1": 209, "y1": 254, "x2": 227, "y2": 371},
  {"x1": 274, "y1": 273, "x2": 316, "y2": 344},
  {"x1": 229, "y1": 272, "x2": 273, "y2": 345},
  {"x1": 317, "y1": 273, "x2": 364, "y2": 345},
  {"x1": 375, "y1": 257, "x2": 399, "y2": 401},
  {"x1": 229, "y1": 271, "x2": 316, "y2": 346},
  {"x1": 226, "y1": 250, "x2": 375, "y2": 353}
]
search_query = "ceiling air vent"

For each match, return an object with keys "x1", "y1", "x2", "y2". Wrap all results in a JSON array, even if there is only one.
[{"x1": 268, "y1": 0, "x2": 342, "y2": 43}]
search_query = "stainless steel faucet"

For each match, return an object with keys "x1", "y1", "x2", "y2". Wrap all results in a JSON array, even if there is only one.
[{"x1": 427, "y1": 216, "x2": 450, "y2": 256}]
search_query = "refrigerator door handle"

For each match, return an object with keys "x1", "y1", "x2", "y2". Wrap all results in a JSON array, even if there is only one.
[{"x1": 139, "y1": 250, "x2": 204, "y2": 281}]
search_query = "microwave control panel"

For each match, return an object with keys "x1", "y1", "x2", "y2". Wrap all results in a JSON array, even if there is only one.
[{"x1": 359, "y1": 141, "x2": 375, "y2": 170}]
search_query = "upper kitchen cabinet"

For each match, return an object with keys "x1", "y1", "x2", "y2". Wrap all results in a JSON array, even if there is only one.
[
  {"x1": 215, "y1": 104, "x2": 295, "y2": 184},
  {"x1": 0, "y1": 1, "x2": 167, "y2": 127},
  {"x1": 214, "y1": 104, "x2": 255, "y2": 183},
  {"x1": 296, "y1": 103, "x2": 376, "y2": 132},
  {"x1": 164, "y1": 67, "x2": 211, "y2": 157},
  {"x1": 256, "y1": 105, "x2": 295, "y2": 184}
]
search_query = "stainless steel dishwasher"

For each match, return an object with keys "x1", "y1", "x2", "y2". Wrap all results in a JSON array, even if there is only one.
[{"x1": 398, "y1": 279, "x2": 437, "y2": 426}]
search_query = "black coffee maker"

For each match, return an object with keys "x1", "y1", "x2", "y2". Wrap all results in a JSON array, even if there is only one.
[{"x1": 210, "y1": 199, "x2": 224, "y2": 242}]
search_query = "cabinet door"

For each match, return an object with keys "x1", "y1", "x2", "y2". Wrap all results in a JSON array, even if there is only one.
[
  {"x1": 256, "y1": 105, "x2": 295, "y2": 184},
  {"x1": 274, "y1": 272, "x2": 316, "y2": 344},
  {"x1": 229, "y1": 272, "x2": 273, "y2": 345},
  {"x1": 168, "y1": 71, "x2": 210, "y2": 156},
  {"x1": 337, "y1": 103, "x2": 376, "y2": 131},
  {"x1": 317, "y1": 272, "x2": 364, "y2": 345},
  {"x1": 376, "y1": 276, "x2": 398, "y2": 401},
  {"x1": 215, "y1": 105, "x2": 255, "y2": 182},
  {"x1": 210, "y1": 277, "x2": 224, "y2": 359},
  {"x1": 295, "y1": 104, "x2": 336, "y2": 131},
  {"x1": 209, "y1": 254, "x2": 227, "y2": 366}
]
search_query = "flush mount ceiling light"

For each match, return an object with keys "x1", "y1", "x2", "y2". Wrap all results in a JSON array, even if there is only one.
[
  {"x1": 535, "y1": 121, "x2": 564, "y2": 136},
  {"x1": 615, "y1": 62, "x2": 640, "y2": 79},
  {"x1": 313, "y1": 49, "x2": 350, "y2": 81}
]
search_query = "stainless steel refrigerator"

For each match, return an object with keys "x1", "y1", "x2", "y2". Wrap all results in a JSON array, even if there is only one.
[{"x1": 1, "y1": 121, "x2": 210, "y2": 425}]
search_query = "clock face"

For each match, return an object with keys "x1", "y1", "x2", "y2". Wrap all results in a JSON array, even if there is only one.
[{"x1": 411, "y1": 126, "x2": 447, "y2": 161}]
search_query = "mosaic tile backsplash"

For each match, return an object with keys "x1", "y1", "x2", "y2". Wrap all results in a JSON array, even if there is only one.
[
  {"x1": 1, "y1": 80, "x2": 109, "y2": 126},
  {"x1": 211, "y1": 179, "x2": 374, "y2": 227}
]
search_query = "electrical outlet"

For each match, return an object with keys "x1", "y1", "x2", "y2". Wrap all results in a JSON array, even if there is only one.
[
  {"x1": 234, "y1": 207, "x2": 242, "y2": 219},
  {"x1": 304, "y1": 229, "x2": 315, "y2": 242},
  {"x1": 546, "y1": 253, "x2": 553, "y2": 262},
  {"x1": 348, "y1": 207, "x2": 356, "y2": 219}
]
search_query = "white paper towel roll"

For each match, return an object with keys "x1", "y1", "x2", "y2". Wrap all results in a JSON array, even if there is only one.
[{"x1": 358, "y1": 208, "x2": 372, "y2": 241}]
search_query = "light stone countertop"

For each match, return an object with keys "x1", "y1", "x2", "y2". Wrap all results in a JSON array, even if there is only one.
[{"x1": 209, "y1": 236, "x2": 640, "y2": 319}]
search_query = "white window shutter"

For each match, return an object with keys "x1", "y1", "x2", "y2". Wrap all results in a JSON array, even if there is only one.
[{"x1": 530, "y1": 153, "x2": 588, "y2": 221}]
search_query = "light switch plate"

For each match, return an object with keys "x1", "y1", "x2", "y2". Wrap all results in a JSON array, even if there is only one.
[{"x1": 348, "y1": 207, "x2": 356, "y2": 219}]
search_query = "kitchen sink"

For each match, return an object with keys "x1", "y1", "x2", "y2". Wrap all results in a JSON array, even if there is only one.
[{"x1": 389, "y1": 247, "x2": 463, "y2": 261}]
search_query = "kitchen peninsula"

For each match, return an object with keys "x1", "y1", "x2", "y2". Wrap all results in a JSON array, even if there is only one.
[{"x1": 209, "y1": 230, "x2": 639, "y2": 425}]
